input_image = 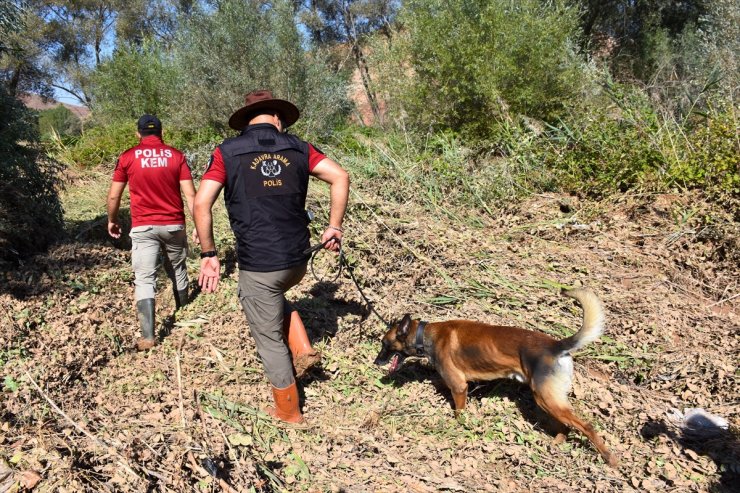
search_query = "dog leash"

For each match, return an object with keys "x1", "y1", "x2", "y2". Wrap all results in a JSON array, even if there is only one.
[
  {"x1": 303, "y1": 237, "x2": 344, "y2": 284},
  {"x1": 303, "y1": 238, "x2": 391, "y2": 328}
]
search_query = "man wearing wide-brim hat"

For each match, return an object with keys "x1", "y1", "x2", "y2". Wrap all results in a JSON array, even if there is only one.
[{"x1": 194, "y1": 90, "x2": 349, "y2": 424}]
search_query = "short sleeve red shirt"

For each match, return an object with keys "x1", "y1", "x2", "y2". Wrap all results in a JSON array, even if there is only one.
[
  {"x1": 113, "y1": 135, "x2": 192, "y2": 227},
  {"x1": 202, "y1": 142, "x2": 326, "y2": 184}
]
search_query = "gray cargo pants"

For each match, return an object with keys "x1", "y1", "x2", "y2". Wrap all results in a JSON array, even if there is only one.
[
  {"x1": 130, "y1": 224, "x2": 189, "y2": 301},
  {"x1": 237, "y1": 263, "x2": 307, "y2": 388}
]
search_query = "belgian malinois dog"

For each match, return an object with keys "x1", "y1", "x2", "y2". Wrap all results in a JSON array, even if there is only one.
[{"x1": 374, "y1": 288, "x2": 617, "y2": 467}]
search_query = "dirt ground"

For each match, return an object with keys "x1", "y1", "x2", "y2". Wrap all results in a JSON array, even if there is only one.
[{"x1": 1, "y1": 180, "x2": 738, "y2": 492}]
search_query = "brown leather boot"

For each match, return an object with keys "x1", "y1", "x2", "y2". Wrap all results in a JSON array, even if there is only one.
[
  {"x1": 283, "y1": 310, "x2": 321, "y2": 378},
  {"x1": 266, "y1": 382, "x2": 304, "y2": 424}
]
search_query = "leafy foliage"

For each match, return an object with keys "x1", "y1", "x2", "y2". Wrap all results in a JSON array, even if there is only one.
[
  {"x1": 38, "y1": 104, "x2": 81, "y2": 139},
  {"x1": 544, "y1": 81, "x2": 739, "y2": 200},
  {"x1": 0, "y1": 85, "x2": 64, "y2": 259},
  {"x1": 576, "y1": 0, "x2": 738, "y2": 117},
  {"x1": 672, "y1": 111, "x2": 740, "y2": 202},
  {"x1": 90, "y1": 40, "x2": 178, "y2": 121},
  {"x1": 23, "y1": 0, "x2": 186, "y2": 106},
  {"x1": 53, "y1": 119, "x2": 137, "y2": 168},
  {"x1": 0, "y1": 1, "x2": 52, "y2": 97},
  {"x1": 299, "y1": 0, "x2": 398, "y2": 45},
  {"x1": 397, "y1": 0, "x2": 587, "y2": 138},
  {"x1": 0, "y1": 1, "x2": 23, "y2": 57},
  {"x1": 545, "y1": 81, "x2": 669, "y2": 194},
  {"x1": 366, "y1": 0, "x2": 737, "y2": 203},
  {"x1": 169, "y1": 0, "x2": 350, "y2": 137}
]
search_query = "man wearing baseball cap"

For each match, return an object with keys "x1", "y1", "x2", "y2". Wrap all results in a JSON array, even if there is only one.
[
  {"x1": 107, "y1": 114, "x2": 198, "y2": 350},
  {"x1": 194, "y1": 90, "x2": 350, "y2": 424}
]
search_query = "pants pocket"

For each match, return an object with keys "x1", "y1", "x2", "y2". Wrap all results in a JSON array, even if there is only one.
[{"x1": 130, "y1": 225, "x2": 153, "y2": 235}]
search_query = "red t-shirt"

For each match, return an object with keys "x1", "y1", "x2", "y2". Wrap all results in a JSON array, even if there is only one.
[
  {"x1": 202, "y1": 143, "x2": 326, "y2": 184},
  {"x1": 113, "y1": 135, "x2": 193, "y2": 227}
]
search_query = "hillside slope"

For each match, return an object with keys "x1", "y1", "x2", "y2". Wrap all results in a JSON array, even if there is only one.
[{"x1": 1, "y1": 169, "x2": 738, "y2": 492}]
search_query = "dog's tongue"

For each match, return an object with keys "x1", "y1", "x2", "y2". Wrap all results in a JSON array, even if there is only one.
[{"x1": 388, "y1": 354, "x2": 399, "y2": 374}]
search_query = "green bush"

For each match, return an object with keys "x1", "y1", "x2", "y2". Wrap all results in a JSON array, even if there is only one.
[
  {"x1": 38, "y1": 105, "x2": 81, "y2": 140},
  {"x1": 90, "y1": 40, "x2": 178, "y2": 122},
  {"x1": 55, "y1": 120, "x2": 137, "y2": 168},
  {"x1": 540, "y1": 78, "x2": 679, "y2": 195},
  {"x1": 671, "y1": 110, "x2": 740, "y2": 198},
  {"x1": 394, "y1": 0, "x2": 588, "y2": 139},
  {"x1": 57, "y1": 118, "x2": 225, "y2": 170},
  {"x1": 364, "y1": 0, "x2": 737, "y2": 203},
  {"x1": 541, "y1": 79, "x2": 739, "y2": 199},
  {"x1": 0, "y1": 86, "x2": 64, "y2": 259},
  {"x1": 597, "y1": 0, "x2": 738, "y2": 119}
]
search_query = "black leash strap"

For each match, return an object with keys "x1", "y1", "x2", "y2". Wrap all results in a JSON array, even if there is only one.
[
  {"x1": 304, "y1": 237, "x2": 344, "y2": 284},
  {"x1": 302, "y1": 237, "x2": 336, "y2": 256},
  {"x1": 304, "y1": 238, "x2": 391, "y2": 328}
]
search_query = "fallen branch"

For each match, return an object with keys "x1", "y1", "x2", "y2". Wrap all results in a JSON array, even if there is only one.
[
  {"x1": 24, "y1": 370, "x2": 144, "y2": 483},
  {"x1": 25, "y1": 371, "x2": 109, "y2": 448},
  {"x1": 175, "y1": 352, "x2": 186, "y2": 428},
  {"x1": 705, "y1": 292, "x2": 739, "y2": 308}
]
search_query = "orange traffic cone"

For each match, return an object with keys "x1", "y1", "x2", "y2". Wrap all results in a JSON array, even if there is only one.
[{"x1": 283, "y1": 310, "x2": 321, "y2": 378}]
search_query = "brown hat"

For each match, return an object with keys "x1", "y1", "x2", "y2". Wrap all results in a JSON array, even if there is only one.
[{"x1": 228, "y1": 90, "x2": 300, "y2": 130}]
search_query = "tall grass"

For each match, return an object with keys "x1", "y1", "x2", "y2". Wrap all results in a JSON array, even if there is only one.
[
  {"x1": 546, "y1": 82, "x2": 739, "y2": 202},
  {"x1": 323, "y1": 85, "x2": 737, "y2": 224},
  {"x1": 330, "y1": 125, "x2": 557, "y2": 218}
]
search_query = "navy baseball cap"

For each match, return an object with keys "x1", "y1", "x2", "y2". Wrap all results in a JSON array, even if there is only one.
[{"x1": 137, "y1": 114, "x2": 162, "y2": 132}]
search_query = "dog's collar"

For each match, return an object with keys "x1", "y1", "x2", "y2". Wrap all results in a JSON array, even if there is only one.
[{"x1": 414, "y1": 321, "x2": 428, "y2": 356}]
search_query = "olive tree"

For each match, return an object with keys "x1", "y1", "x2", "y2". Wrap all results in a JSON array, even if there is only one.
[{"x1": 170, "y1": 0, "x2": 350, "y2": 136}]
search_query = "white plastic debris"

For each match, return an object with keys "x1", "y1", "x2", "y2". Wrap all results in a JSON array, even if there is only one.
[
  {"x1": 667, "y1": 407, "x2": 729, "y2": 436},
  {"x1": 683, "y1": 408, "x2": 729, "y2": 430}
]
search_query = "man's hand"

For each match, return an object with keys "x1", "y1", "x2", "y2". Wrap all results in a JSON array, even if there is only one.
[
  {"x1": 320, "y1": 227, "x2": 342, "y2": 252},
  {"x1": 107, "y1": 181, "x2": 126, "y2": 239},
  {"x1": 191, "y1": 228, "x2": 200, "y2": 245},
  {"x1": 198, "y1": 256, "x2": 221, "y2": 293},
  {"x1": 108, "y1": 221, "x2": 122, "y2": 239}
]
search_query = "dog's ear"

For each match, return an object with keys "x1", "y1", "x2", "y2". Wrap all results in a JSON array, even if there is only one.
[{"x1": 397, "y1": 314, "x2": 412, "y2": 338}]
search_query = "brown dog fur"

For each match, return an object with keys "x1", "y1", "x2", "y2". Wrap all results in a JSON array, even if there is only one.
[{"x1": 374, "y1": 288, "x2": 617, "y2": 467}]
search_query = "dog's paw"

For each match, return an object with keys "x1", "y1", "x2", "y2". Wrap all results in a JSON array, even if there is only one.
[
  {"x1": 551, "y1": 433, "x2": 568, "y2": 447},
  {"x1": 604, "y1": 452, "x2": 619, "y2": 468}
]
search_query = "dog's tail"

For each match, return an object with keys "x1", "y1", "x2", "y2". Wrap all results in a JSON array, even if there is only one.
[{"x1": 555, "y1": 288, "x2": 605, "y2": 355}]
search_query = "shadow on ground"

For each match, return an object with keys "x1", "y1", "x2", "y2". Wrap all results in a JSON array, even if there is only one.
[
  {"x1": 0, "y1": 209, "x2": 134, "y2": 299},
  {"x1": 67, "y1": 210, "x2": 132, "y2": 250},
  {"x1": 296, "y1": 281, "x2": 367, "y2": 342},
  {"x1": 641, "y1": 418, "x2": 740, "y2": 492},
  {"x1": 378, "y1": 360, "x2": 612, "y2": 460}
]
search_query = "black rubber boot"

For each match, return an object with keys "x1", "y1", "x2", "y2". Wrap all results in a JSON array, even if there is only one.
[
  {"x1": 175, "y1": 288, "x2": 189, "y2": 310},
  {"x1": 136, "y1": 298, "x2": 156, "y2": 351}
]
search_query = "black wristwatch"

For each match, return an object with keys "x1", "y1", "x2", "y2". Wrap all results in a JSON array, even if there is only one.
[{"x1": 200, "y1": 250, "x2": 217, "y2": 259}]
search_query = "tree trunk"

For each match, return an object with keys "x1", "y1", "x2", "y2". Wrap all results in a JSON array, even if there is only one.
[
  {"x1": 351, "y1": 42, "x2": 382, "y2": 126},
  {"x1": 8, "y1": 65, "x2": 22, "y2": 97}
]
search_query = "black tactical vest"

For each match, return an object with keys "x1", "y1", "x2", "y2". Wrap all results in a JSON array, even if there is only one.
[{"x1": 219, "y1": 123, "x2": 311, "y2": 272}]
